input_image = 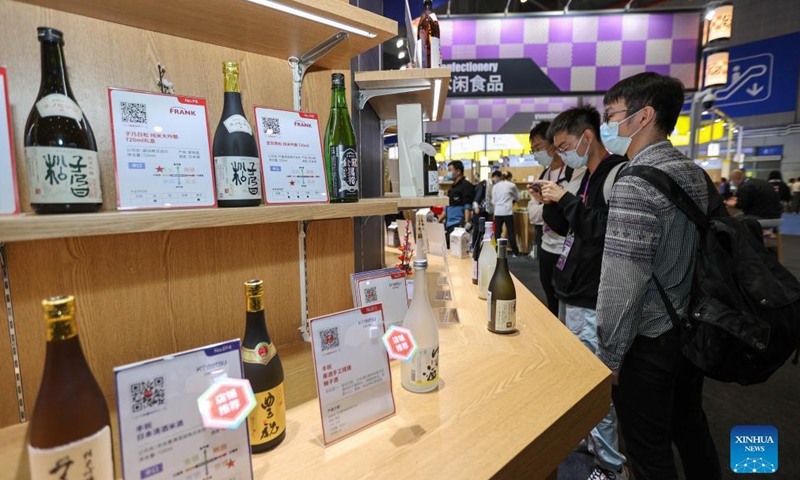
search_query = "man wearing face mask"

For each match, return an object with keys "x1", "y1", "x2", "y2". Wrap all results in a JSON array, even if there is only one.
[
  {"x1": 596, "y1": 73, "x2": 721, "y2": 480},
  {"x1": 444, "y1": 160, "x2": 475, "y2": 248},
  {"x1": 536, "y1": 106, "x2": 629, "y2": 480},
  {"x1": 526, "y1": 121, "x2": 579, "y2": 316}
]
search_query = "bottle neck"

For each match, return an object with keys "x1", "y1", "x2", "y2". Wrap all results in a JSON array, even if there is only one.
[
  {"x1": 38, "y1": 40, "x2": 70, "y2": 97},
  {"x1": 411, "y1": 267, "x2": 428, "y2": 306},
  {"x1": 498, "y1": 244, "x2": 508, "y2": 260},
  {"x1": 330, "y1": 86, "x2": 348, "y2": 110},
  {"x1": 43, "y1": 335, "x2": 92, "y2": 383},
  {"x1": 222, "y1": 91, "x2": 246, "y2": 117}
]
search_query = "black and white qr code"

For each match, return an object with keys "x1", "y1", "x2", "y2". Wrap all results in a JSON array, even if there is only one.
[
  {"x1": 364, "y1": 286, "x2": 378, "y2": 304},
  {"x1": 320, "y1": 327, "x2": 340, "y2": 352},
  {"x1": 130, "y1": 376, "x2": 165, "y2": 413},
  {"x1": 120, "y1": 101, "x2": 147, "y2": 123},
  {"x1": 262, "y1": 117, "x2": 280, "y2": 135}
]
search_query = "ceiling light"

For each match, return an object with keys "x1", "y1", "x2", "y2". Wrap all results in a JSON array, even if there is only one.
[
  {"x1": 396, "y1": 38, "x2": 404, "y2": 48},
  {"x1": 432, "y1": 79, "x2": 442, "y2": 121},
  {"x1": 245, "y1": 0, "x2": 377, "y2": 38},
  {"x1": 714, "y1": 119, "x2": 722, "y2": 123},
  {"x1": 398, "y1": 51, "x2": 406, "y2": 59},
  {"x1": 705, "y1": 9, "x2": 716, "y2": 21}
]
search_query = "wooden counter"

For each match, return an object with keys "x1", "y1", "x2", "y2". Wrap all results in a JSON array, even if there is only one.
[{"x1": 0, "y1": 251, "x2": 610, "y2": 480}]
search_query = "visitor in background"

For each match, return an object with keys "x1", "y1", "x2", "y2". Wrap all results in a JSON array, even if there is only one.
[
  {"x1": 792, "y1": 177, "x2": 800, "y2": 213},
  {"x1": 471, "y1": 174, "x2": 494, "y2": 249},
  {"x1": 443, "y1": 160, "x2": 474, "y2": 248},
  {"x1": 726, "y1": 169, "x2": 783, "y2": 219},
  {"x1": 767, "y1": 170, "x2": 792, "y2": 212},
  {"x1": 491, "y1": 170, "x2": 520, "y2": 256},
  {"x1": 596, "y1": 72, "x2": 721, "y2": 480},
  {"x1": 718, "y1": 177, "x2": 732, "y2": 199},
  {"x1": 526, "y1": 121, "x2": 577, "y2": 317},
  {"x1": 537, "y1": 105, "x2": 629, "y2": 480}
]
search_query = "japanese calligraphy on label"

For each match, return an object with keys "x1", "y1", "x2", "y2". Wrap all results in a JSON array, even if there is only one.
[
  {"x1": 331, "y1": 145, "x2": 358, "y2": 199},
  {"x1": 108, "y1": 88, "x2": 216, "y2": 210},
  {"x1": 35, "y1": 93, "x2": 83, "y2": 123},
  {"x1": 0, "y1": 67, "x2": 20, "y2": 215},
  {"x1": 253, "y1": 107, "x2": 329, "y2": 204},
  {"x1": 28, "y1": 426, "x2": 113, "y2": 480},
  {"x1": 214, "y1": 156, "x2": 261, "y2": 200},
  {"x1": 408, "y1": 346, "x2": 439, "y2": 386},
  {"x1": 248, "y1": 385, "x2": 286, "y2": 446},
  {"x1": 25, "y1": 146, "x2": 102, "y2": 204}
]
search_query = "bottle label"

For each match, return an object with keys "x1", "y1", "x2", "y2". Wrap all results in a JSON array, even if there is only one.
[
  {"x1": 214, "y1": 156, "x2": 262, "y2": 200},
  {"x1": 28, "y1": 425, "x2": 113, "y2": 480},
  {"x1": 223, "y1": 114, "x2": 253, "y2": 135},
  {"x1": 409, "y1": 346, "x2": 439, "y2": 386},
  {"x1": 242, "y1": 341, "x2": 277, "y2": 366},
  {"x1": 248, "y1": 384, "x2": 286, "y2": 446},
  {"x1": 331, "y1": 145, "x2": 358, "y2": 199},
  {"x1": 428, "y1": 170, "x2": 439, "y2": 193},
  {"x1": 35, "y1": 94, "x2": 83, "y2": 123},
  {"x1": 490, "y1": 295, "x2": 517, "y2": 332},
  {"x1": 430, "y1": 37, "x2": 442, "y2": 69},
  {"x1": 25, "y1": 146, "x2": 102, "y2": 204}
]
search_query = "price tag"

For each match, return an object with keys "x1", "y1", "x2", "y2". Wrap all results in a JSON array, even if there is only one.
[
  {"x1": 309, "y1": 304, "x2": 395, "y2": 446},
  {"x1": 0, "y1": 67, "x2": 20, "y2": 215},
  {"x1": 197, "y1": 377, "x2": 257, "y2": 430},
  {"x1": 253, "y1": 107, "x2": 329, "y2": 204},
  {"x1": 108, "y1": 88, "x2": 216, "y2": 210}
]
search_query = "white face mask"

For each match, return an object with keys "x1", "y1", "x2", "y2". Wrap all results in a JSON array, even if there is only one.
[
  {"x1": 562, "y1": 134, "x2": 590, "y2": 169},
  {"x1": 533, "y1": 149, "x2": 553, "y2": 167},
  {"x1": 600, "y1": 108, "x2": 645, "y2": 156}
]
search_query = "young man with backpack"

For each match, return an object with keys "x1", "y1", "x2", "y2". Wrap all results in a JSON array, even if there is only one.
[
  {"x1": 596, "y1": 72, "x2": 721, "y2": 480},
  {"x1": 536, "y1": 106, "x2": 629, "y2": 480}
]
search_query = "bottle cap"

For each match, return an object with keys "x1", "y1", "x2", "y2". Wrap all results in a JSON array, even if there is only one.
[
  {"x1": 37, "y1": 27, "x2": 64, "y2": 44},
  {"x1": 498, "y1": 238, "x2": 508, "y2": 246},
  {"x1": 222, "y1": 61, "x2": 240, "y2": 74},
  {"x1": 244, "y1": 279, "x2": 264, "y2": 297},
  {"x1": 413, "y1": 259, "x2": 428, "y2": 269},
  {"x1": 42, "y1": 295, "x2": 77, "y2": 341},
  {"x1": 332, "y1": 73, "x2": 345, "y2": 87}
]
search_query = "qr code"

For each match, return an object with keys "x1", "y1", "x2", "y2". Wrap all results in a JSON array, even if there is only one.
[
  {"x1": 319, "y1": 327, "x2": 340, "y2": 352},
  {"x1": 364, "y1": 286, "x2": 378, "y2": 304},
  {"x1": 120, "y1": 101, "x2": 147, "y2": 123},
  {"x1": 262, "y1": 117, "x2": 280, "y2": 135},
  {"x1": 130, "y1": 376, "x2": 165, "y2": 413}
]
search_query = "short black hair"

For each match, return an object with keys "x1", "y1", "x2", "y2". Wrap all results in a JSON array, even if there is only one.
[
  {"x1": 604, "y1": 72, "x2": 685, "y2": 136},
  {"x1": 491, "y1": 170, "x2": 502, "y2": 178},
  {"x1": 790, "y1": 178, "x2": 796, "y2": 183},
  {"x1": 547, "y1": 106, "x2": 601, "y2": 144},
  {"x1": 448, "y1": 160, "x2": 464, "y2": 175},
  {"x1": 768, "y1": 170, "x2": 783, "y2": 181},
  {"x1": 529, "y1": 121, "x2": 551, "y2": 142}
]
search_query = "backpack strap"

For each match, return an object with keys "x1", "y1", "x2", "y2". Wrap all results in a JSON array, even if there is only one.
[
  {"x1": 602, "y1": 161, "x2": 628, "y2": 204},
  {"x1": 564, "y1": 166, "x2": 574, "y2": 182},
  {"x1": 619, "y1": 165, "x2": 709, "y2": 229}
]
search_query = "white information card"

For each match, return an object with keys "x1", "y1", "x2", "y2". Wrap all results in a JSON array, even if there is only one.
[
  {"x1": 309, "y1": 304, "x2": 395, "y2": 446},
  {"x1": 0, "y1": 66, "x2": 20, "y2": 215},
  {"x1": 253, "y1": 107, "x2": 329, "y2": 204},
  {"x1": 114, "y1": 340, "x2": 253, "y2": 480},
  {"x1": 351, "y1": 268, "x2": 409, "y2": 329},
  {"x1": 108, "y1": 88, "x2": 215, "y2": 210}
]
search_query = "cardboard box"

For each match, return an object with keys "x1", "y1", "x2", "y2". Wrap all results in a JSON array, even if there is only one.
[{"x1": 450, "y1": 228, "x2": 470, "y2": 258}]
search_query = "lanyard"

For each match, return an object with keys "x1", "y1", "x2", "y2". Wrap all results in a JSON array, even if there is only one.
[
  {"x1": 581, "y1": 154, "x2": 611, "y2": 205},
  {"x1": 548, "y1": 164, "x2": 565, "y2": 183}
]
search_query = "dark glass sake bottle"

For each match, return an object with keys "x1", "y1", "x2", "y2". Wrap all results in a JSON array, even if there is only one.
[
  {"x1": 25, "y1": 27, "x2": 103, "y2": 214},
  {"x1": 417, "y1": 0, "x2": 442, "y2": 68},
  {"x1": 488, "y1": 238, "x2": 517, "y2": 334},
  {"x1": 472, "y1": 217, "x2": 486, "y2": 285},
  {"x1": 213, "y1": 62, "x2": 262, "y2": 207},
  {"x1": 323, "y1": 73, "x2": 358, "y2": 203},
  {"x1": 423, "y1": 133, "x2": 439, "y2": 196},
  {"x1": 28, "y1": 296, "x2": 114, "y2": 480},
  {"x1": 241, "y1": 280, "x2": 286, "y2": 453}
]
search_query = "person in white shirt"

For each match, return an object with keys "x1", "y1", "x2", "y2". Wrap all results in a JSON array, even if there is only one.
[
  {"x1": 491, "y1": 170, "x2": 520, "y2": 256},
  {"x1": 526, "y1": 121, "x2": 586, "y2": 316}
]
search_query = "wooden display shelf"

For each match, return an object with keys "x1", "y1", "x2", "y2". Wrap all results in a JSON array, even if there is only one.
[
  {"x1": 355, "y1": 68, "x2": 451, "y2": 121},
  {"x1": 385, "y1": 193, "x2": 449, "y2": 209},
  {"x1": 0, "y1": 250, "x2": 610, "y2": 480},
  {"x1": 0, "y1": 199, "x2": 398, "y2": 243},
  {"x1": 12, "y1": 0, "x2": 396, "y2": 69}
]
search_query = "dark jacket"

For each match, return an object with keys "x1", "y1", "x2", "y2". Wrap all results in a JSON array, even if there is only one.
[
  {"x1": 735, "y1": 178, "x2": 783, "y2": 219},
  {"x1": 543, "y1": 154, "x2": 628, "y2": 309}
]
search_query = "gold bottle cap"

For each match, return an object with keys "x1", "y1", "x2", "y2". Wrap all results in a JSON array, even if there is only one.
[
  {"x1": 42, "y1": 295, "x2": 77, "y2": 341},
  {"x1": 223, "y1": 62, "x2": 241, "y2": 93},
  {"x1": 245, "y1": 279, "x2": 264, "y2": 312},
  {"x1": 222, "y1": 61, "x2": 239, "y2": 74}
]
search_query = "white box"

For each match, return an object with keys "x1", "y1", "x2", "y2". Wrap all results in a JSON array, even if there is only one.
[
  {"x1": 450, "y1": 228, "x2": 470, "y2": 258},
  {"x1": 397, "y1": 103, "x2": 424, "y2": 198}
]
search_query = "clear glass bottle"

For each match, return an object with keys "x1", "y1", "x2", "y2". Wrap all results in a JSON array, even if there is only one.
[
  {"x1": 401, "y1": 257, "x2": 439, "y2": 393},
  {"x1": 478, "y1": 235, "x2": 497, "y2": 300},
  {"x1": 488, "y1": 238, "x2": 517, "y2": 334}
]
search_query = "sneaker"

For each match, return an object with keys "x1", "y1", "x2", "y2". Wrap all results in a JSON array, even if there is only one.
[{"x1": 587, "y1": 466, "x2": 630, "y2": 480}]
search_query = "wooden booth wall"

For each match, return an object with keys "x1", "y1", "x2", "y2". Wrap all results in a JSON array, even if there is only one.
[{"x1": 0, "y1": 0, "x2": 356, "y2": 427}]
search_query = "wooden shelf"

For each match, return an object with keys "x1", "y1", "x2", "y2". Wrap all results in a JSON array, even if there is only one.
[
  {"x1": 385, "y1": 193, "x2": 449, "y2": 209},
  {"x1": 0, "y1": 251, "x2": 611, "y2": 480},
  {"x1": 14, "y1": 0, "x2": 397, "y2": 69},
  {"x1": 0, "y1": 198, "x2": 400, "y2": 243},
  {"x1": 355, "y1": 68, "x2": 451, "y2": 121}
]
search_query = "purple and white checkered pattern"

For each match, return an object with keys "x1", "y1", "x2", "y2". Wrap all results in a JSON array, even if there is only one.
[{"x1": 440, "y1": 12, "x2": 700, "y2": 92}]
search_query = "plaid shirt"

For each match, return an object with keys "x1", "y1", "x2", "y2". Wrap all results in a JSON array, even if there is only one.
[{"x1": 596, "y1": 140, "x2": 709, "y2": 370}]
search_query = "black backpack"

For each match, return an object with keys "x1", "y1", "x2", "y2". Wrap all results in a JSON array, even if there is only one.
[{"x1": 621, "y1": 166, "x2": 800, "y2": 385}]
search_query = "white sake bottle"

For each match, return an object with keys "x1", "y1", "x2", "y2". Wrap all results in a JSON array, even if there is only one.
[
  {"x1": 401, "y1": 255, "x2": 440, "y2": 393},
  {"x1": 478, "y1": 237, "x2": 498, "y2": 300}
]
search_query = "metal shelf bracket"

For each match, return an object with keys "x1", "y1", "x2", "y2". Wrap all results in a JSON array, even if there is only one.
[
  {"x1": 289, "y1": 31, "x2": 349, "y2": 112},
  {"x1": 358, "y1": 85, "x2": 430, "y2": 111}
]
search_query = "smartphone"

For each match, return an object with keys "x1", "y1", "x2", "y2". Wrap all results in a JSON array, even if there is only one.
[{"x1": 529, "y1": 184, "x2": 542, "y2": 195}]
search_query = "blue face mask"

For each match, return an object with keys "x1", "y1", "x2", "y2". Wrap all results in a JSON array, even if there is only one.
[
  {"x1": 561, "y1": 134, "x2": 590, "y2": 169},
  {"x1": 533, "y1": 150, "x2": 553, "y2": 168},
  {"x1": 600, "y1": 109, "x2": 644, "y2": 156},
  {"x1": 445, "y1": 172, "x2": 455, "y2": 181}
]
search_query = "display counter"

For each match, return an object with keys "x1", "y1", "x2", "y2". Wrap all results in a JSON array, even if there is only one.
[{"x1": 0, "y1": 248, "x2": 609, "y2": 480}]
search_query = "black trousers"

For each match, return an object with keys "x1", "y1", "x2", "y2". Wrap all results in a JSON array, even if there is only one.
[
  {"x1": 613, "y1": 330, "x2": 721, "y2": 480},
  {"x1": 538, "y1": 248, "x2": 560, "y2": 317},
  {"x1": 494, "y1": 215, "x2": 519, "y2": 255}
]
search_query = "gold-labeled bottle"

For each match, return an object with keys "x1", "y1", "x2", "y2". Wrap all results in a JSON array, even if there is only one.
[
  {"x1": 28, "y1": 296, "x2": 114, "y2": 480},
  {"x1": 241, "y1": 280, "x2": 286, "y2": 453}
]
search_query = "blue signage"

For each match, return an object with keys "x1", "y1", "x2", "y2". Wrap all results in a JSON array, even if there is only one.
[
  {"x1": 730, "y1": 425, "x2": 778, "y2": 474},
  {"x1": 755, "y1": 145, "x2": 783, "y2": 157},
  {"x1": 715, "y1": 32, "x2": 800, "y2": 118}
]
